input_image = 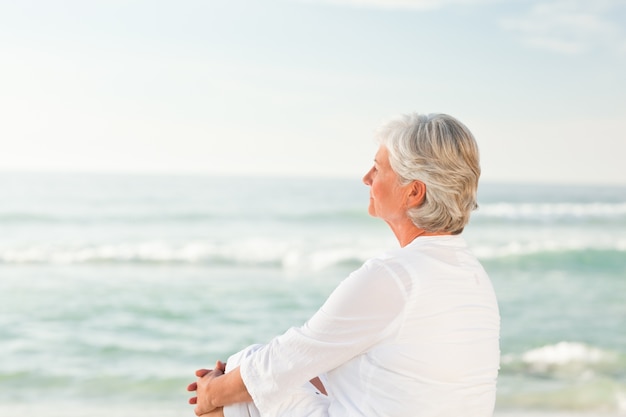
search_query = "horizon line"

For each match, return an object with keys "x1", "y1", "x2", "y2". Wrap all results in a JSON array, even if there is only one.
[{"x1": 2, "y1": 169, "x2": 625, "y2": 188}]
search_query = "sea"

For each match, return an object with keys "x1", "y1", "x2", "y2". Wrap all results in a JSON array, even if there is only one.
[{"x1": 0, "y1": 172, "x2": 624, "y2": 417}]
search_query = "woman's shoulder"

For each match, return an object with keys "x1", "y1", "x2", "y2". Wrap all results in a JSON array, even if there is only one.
[{"x1": 356, "y1": 244, "x2": 426, "y2": 292}]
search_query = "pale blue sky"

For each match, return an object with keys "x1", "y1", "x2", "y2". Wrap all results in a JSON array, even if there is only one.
[{"x1": 1, "y1": 0, "x2": 625, "y2": 184}]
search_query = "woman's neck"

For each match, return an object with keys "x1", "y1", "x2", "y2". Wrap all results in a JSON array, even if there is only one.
[{"x1": 387, "y1": 219, "x2": 451, "y2": 247}]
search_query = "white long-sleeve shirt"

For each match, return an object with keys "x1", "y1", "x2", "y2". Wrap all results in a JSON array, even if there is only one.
[{"x1": 239, "y1": 235, "x2": 500, "y2": 417}]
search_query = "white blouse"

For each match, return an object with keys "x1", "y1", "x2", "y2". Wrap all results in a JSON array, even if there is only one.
[{"x1": 239, "y1": 235, "x2": 500, "y2": 417}]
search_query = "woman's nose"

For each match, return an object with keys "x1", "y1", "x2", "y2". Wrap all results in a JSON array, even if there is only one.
[{"x1": 362, "y1": 168, "x2": 373, "y2": 186}]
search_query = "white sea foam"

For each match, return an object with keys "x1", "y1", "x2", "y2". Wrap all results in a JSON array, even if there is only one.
[
  {"x1": 477, "y1": 202, "x2": 626, "y2": 220},
  {"x1": 1, "y1": 235, "x2": 624, "y2": 266},
  {"x1": 499, "y1": 343, "x2": 626, "y2": 412},
  {"x1": 472, "y1": 238, "x2": 625, "y2": 259},
  {"x1": 501, "y1": 342, "x2": 620, "y2": 376},
  {"x1": 0, "y1": 239, "x2": 383, "y2": 269},
  {"x1": 521, "y1": 342, "x2": 609, "y2": 366}
]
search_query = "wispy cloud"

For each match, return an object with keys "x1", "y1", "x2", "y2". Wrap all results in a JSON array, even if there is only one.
[
  {"x1": 499, "y1": 0, "x2": 626, "y2": 55},
  {"x1": 297, "y1": 0, "x2": 495, "y2": 11},
  {"x1": 299, "y1": 0, "x2": 625, "y2": 56}
]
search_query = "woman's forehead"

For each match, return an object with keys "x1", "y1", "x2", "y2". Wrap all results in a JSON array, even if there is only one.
[{"x1": 375, "y1": 145, "x2": 390, "y2": 163}]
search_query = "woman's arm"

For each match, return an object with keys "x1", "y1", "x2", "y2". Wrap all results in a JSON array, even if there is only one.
[
  {"x1": 240, "y1": 259, "x2": 406, "y2": 414},
  {"x1": 190, "y1": 259, "x2": 406, "y2": 416},
  {"x1": 188, "y1": 362, "x2": 253, "y2": 415}
]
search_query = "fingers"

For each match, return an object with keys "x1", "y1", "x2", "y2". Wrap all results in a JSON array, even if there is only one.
[{"x1": 189, "y1": 363, "x2": 224, "y2": 411}]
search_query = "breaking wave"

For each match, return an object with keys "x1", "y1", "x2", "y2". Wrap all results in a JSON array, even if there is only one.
[{"x1": 475, "y1": 202, "x2": 626, "y2": 222}]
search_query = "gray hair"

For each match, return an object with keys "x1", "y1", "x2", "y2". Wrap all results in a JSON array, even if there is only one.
[{"x1": 376, "y1": 113, "x2": 481, "y2": 234}]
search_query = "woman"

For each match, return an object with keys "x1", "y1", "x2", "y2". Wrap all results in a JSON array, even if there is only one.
[{"x1": 187, "y1": 113, "x2": 500, "y2": 417}]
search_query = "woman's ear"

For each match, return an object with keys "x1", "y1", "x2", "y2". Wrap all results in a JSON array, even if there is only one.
[{"x1": 407, "y1": 180, "x2": 426, "y2": 208}]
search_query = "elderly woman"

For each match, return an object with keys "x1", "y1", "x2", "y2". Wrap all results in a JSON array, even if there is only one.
[{"x1": 187, "y1": 113, "x2": 500, "y2": 417}]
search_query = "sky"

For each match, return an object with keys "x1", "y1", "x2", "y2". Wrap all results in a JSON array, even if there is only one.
[{"x1": 0, "y1": 0, "x2": 625, "y2": 185}]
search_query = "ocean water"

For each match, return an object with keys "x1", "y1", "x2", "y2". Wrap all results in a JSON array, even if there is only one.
[{"x1": 0, "y1": 173, "x2": 625, "y2": 417}]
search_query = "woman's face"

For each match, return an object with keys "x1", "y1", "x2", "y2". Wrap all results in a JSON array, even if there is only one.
[{"x1": 362, "y1": 145, "x2": 412, "y2": 223}]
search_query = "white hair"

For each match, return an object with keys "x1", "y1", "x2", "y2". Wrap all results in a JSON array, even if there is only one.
[{"x1": 376, "y1": 112, "x2": 481, "y2": 234}]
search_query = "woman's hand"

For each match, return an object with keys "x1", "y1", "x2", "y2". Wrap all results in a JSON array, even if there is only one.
[{"x1": 187, "y1": 361, "x2": 227, "y2": 416}]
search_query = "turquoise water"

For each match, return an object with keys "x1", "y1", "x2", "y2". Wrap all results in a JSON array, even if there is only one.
[{"x1": 1, "y1": 173, "x2": 625, "y2": 416}]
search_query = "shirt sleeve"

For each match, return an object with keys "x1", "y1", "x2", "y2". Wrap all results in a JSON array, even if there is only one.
[{"x1": 239, "y1": 258, "x2": 408, "y2": 415}]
